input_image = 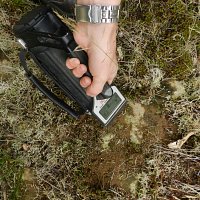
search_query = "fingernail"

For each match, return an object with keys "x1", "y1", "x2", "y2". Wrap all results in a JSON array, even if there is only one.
[{"x1": 70, "y1": 58, "x2": 79, "y2": 64}]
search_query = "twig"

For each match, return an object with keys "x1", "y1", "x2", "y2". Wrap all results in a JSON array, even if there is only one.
[
  {"x1": 3, "y1": 191, "x2": 7, "y2": 200},
  {"x1": 154, "y1": 145, "x2": 200, "y2": 161},
  {"x1": 168, "y1": 131, "x2": 199, "y2": 149}
]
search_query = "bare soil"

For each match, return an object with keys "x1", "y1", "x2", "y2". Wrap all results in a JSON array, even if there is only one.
[{"x1": 80, "y1": 101, "x2": 177, "y2": 194}]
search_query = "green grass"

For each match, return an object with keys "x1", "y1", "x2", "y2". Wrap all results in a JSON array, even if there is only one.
[
  {"x1": 0, "y1": 0, "x2": 26, "y2": 6},
  {"x1": 0, "y1": 150, "x2": 24, "y2": 200}
]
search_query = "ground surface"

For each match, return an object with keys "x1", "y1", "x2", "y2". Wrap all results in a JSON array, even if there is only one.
[{"x1": 0, "y1": 0, "x2": 200, "y2": 199}]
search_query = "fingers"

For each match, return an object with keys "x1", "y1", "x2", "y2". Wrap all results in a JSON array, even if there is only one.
[
  {"x1": 86, "y1": 77, "x2": 107, "y2": 97},
  {"x1": 66, "y1": 58, "x2": 87, "y2": 78},
  {"x1": 66, "y1": 57, "x2": 117, "y2": 97},
  {"x1": 86, "y1": 70, "x2": 117, "y2": 97},
  {"x1": 66, "y1": 58, "x2": 92, "y2": 89},
  {"x1": 66, "y1": 58, "x2": 80, "y2": 69},
  {"x1": 80, "y1": 76, "x2": 91, "y2": 88},
  {"x1": 72, "y1": 64, "x2": 87, "y2": 78},
  {"x1": 66, "y1": 58, "x2": 107, "y2": 97}
]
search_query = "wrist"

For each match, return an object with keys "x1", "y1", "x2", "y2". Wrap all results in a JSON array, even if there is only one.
[
  {"x1": 74, "y1": 23, "x2": 117, "y2": 53},
  {"x1": 76, "y1": 23, "x2": 118, "y2": 39}
]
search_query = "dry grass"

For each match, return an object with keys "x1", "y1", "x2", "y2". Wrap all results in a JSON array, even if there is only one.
[{"x1": 0, "y1": 0, "x2": 200, "y2": 199}]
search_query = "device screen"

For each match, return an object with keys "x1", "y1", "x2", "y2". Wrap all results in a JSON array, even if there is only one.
[{"x1": 99, "y1": 93, "x2": 122, "y2": 120}]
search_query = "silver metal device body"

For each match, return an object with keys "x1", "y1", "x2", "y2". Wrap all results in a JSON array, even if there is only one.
[{"x1": 93, "y1": 86, "x2": 126, "y2": 125}]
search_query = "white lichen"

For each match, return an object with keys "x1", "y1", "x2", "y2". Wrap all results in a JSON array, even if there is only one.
[
  {"x1": 125, "y1": 101, "x2": 145, "y2": 144},
  {"x1": 101, "y1": 133, "x2": 115, "y2": 150},
  {"x1": 150, "y1": 68, "x2": 164, "y2": 89}
]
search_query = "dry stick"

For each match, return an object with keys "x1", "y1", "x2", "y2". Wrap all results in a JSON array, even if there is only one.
[
  {"x1": 168, "y1": 131, "x2": 199, "y2": 149},
  {"x1": 39, "y1": 177, "x2": 67, "y2": 195},
  {"x1": 184, "y1": 195, "x2": 200, "y2": 199},
  {"x1": 3, "y1": 191, "x2": 7, "y2": 200},
  {"x1": 56, "y1": 12, "x2": 76, "y2": 31},
  {"x1": 172, "y1": 196, "x2": 181, "y2": 200},
  {"x1": 154, "y1": 145, "x2": 200, "y2": 161},
  {"x1": 173, "y1": 180, "x2": 200, "y2": 195}
]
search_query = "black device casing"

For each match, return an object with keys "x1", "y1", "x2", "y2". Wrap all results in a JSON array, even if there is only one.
[{"x1": 13, "y1": 6, "x2": 93, "y2": 117}]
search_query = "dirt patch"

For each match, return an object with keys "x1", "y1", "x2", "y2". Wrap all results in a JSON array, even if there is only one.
[
  {"x1": 22, "y1": 168, "x2": 38, "y2": 200},
  {"x1": 83, "y1": 100, "x2": 177, "y2": 194}
]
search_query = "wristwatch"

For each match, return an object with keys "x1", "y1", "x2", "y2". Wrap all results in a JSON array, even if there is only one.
[{"x1": 75, "y1": 4, "x2": 120, "y2": 23}]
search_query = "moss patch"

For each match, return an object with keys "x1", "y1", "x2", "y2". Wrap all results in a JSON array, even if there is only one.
[{"x1": 0, "y1": 150, "x2": 24, "y2": 200}]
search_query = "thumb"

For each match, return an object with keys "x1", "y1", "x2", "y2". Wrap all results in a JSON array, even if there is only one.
[{"x1": 86, "y1": 77, "x2": 107, "y2": 97}]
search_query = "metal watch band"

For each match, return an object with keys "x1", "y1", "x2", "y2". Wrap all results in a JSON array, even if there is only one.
[{"x1": 75, "y1": 4, "x2": 120, "y2": 23}]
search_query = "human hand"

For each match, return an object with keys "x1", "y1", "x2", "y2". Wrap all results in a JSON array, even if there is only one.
[{"x1": 66, "y1": 23, "x2": 118, "y2": 97}]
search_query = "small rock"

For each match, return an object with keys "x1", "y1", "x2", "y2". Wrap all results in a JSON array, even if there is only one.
[{"x1": 22, "y1": 143, "x2": 30, "y2": 151}]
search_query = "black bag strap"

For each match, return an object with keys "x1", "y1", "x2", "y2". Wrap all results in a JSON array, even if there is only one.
[{"x1": 19, "y1": 50, "x2": 85, "y2": 119}]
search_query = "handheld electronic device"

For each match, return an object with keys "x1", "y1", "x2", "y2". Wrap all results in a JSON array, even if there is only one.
[{"x1": 13, "y1": 6, "x2": 126, "y2": 126}]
